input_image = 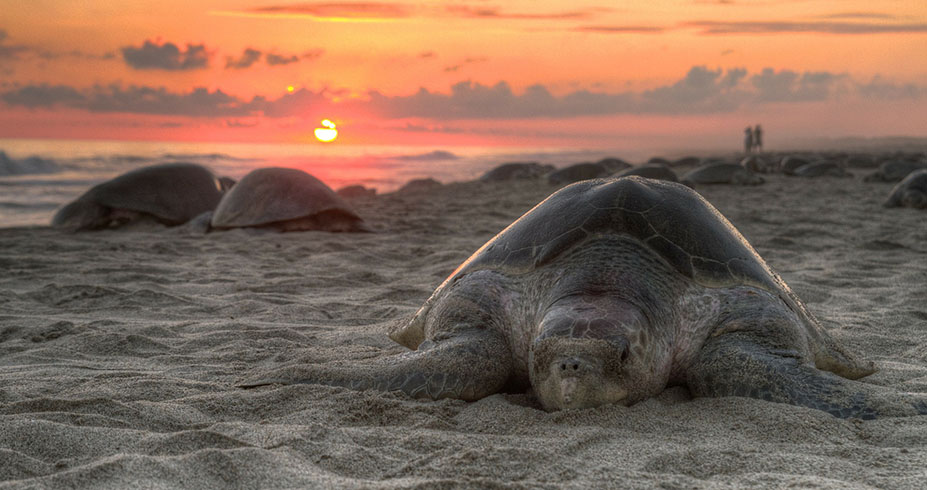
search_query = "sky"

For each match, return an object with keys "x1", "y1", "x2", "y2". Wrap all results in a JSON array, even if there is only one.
[{"x1": 1, "y1": 0, "x2": 926, "y2": 151}]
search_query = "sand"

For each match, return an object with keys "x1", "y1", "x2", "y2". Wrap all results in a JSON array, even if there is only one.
[{"x1": 1, "y1": 166, "x2": 926, "y2": 489}]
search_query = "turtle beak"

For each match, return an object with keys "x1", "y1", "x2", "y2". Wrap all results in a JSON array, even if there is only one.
[{"x1": 560, "y1": 377, "x2": 579, "y2": 404}]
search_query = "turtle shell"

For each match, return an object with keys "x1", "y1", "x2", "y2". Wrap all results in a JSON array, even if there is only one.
[
  {"x1": 210, "y1": 167, "x2": 361, "y2": 228},
  {"x1": 399, "y1": 177, "x2": 807, "y2": 347},
  {"x1": 51, "y1": 163, "x2": 224, "y2": 228}
]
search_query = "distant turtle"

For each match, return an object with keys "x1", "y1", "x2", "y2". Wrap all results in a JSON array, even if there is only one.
[
  {"x1": 680, "y1": 163, "x2": 764, "y2": 186},
  {"x1": 884, "y1": 169, "x2": 927, "y2": 209},
  {"x1": 480, "y1": 162, "x2": 555, "y2": 181},
  {"x1": 671, "y1": 156, "x2": 701, "y2": 167},
  {"x1": 864, "y1": 160, "x2": 927, "y2": 183},
  {"x1": 780, "y1": 156, "x2": 812, "y2": 175},
  {"x1": 548, "y1": 162, "x2": 613, "y2": 186},
  {"x1": 210, "y1": 167, "x2": 369, "y2": 232},
  {"x1": 647, "y1": 156, "x2": 672, "y2": 166},
  {"x1": 241, "y1": 177, "x2": 926, "y2": 418},
  {"x1": 595, "y1": 157, "x2": 632, "y2": 172},
  {"x1": 337, "y1": 185, "x2": 376, "y2": 199},
  {"x1": 740, "y1": 155, "x2": 766, "y2": 173},
  {"x1": 397, "y1": 177, "x2": 443, "y2": 194},
  {"x1": 51, "y1": 163, "x2": 228, "y2": 231},
  {"x1": 613, "y1": 164, "x2": 678, "y2": 182},
  {"x1": 792, "y1": 161, "x2": 852, "y2": 178}
]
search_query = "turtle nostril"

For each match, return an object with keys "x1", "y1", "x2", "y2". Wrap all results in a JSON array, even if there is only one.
[
  {"x1": 559, "y1": 363, "x2": 567, "y2": 371},
  {"x1": 572, "y1": 363, "x2": 579, "y2": 371}
]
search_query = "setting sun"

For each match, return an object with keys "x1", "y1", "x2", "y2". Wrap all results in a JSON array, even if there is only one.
[{"x1": 314, "y1": 119, "x2": 338, "y2": 143}]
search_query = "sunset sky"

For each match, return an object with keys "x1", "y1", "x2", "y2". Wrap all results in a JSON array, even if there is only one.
[{"x1": 1, "y1": 0, "x2": 925, "y2": 150}]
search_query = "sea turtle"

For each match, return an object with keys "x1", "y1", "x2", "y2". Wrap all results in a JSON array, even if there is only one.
[
  {"x1": 864, "y1": 160, "x2": 927, "y2": 183},
  {"x1": 51, "y1": 163, "x2": 229, "y2": 231},
  {"x1": 792, "y1": 161, "x2": 852, "y2": 178},
  {"x1": 480, "y1": 162, "x2": 555, "y2": 181},
  {"x1": 548, "y1": 162, "x2": 613, "y2": 186},
  {"x1": 613, "y1": 163, "x2": 678, "y2": 182},
  {"x1": 680, "y1": 163, "x2": 764, "y2": 186},
  {"x1": 210, "y1": 167, "x2": 369, "y2": 232},
  {"x1": 780, "y1": 156, "x2": 812, "y2": 175},
  {"x1": 595, "y1": 157, "x2": 633, "y2": 172},
  {"x1": 241, "y1": 176, "x2": 926, "y2": 418},
  {"x1": 884, "y1": 169, "x2": 927, "y2": 209}
]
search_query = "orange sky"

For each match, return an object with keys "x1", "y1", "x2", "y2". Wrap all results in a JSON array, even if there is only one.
[{"x1": 1, "y1": 0, "x2": 926, "y2": 150}]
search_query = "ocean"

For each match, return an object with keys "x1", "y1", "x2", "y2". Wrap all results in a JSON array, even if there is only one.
[{"x1": 0, "y1": 138, "x2": 652, "y2": 228}]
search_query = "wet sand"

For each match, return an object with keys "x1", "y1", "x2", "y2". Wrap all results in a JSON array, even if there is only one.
[{"x1": 1, "y1": 164, "x2": 926, "y2": 488}]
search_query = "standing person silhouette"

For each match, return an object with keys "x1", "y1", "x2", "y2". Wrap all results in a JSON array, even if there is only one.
[
  {"x1": 753, "y1": 125, "x2": 763, "y2": 153},
  {"x1": 744, "y1": 127, "x2": 754, "y2": 154}
]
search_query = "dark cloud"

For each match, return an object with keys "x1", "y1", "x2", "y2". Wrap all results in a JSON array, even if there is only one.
[
  {"x1": 0, "y1": 29, "x2": 29, "y2": 60},
  {"x1": 1, "y1": 67, "x2": 922, "y2": 119},
  {"x1": 858, "y1": 75, "x2": 923, "y2": 100},
  {"x1": 251, "y1": 2, "x2": 412, "y2": 19},
  {"x1": 121, "y1": 40, "x2": 210, "y2": 70},
  {"x1": 443, "y1": 56, "x2": 487, "y2": 73},
  {"x1": 225, "y1": 48, "x2": 321, "y2": 69},
  {"x1": 639, "y1": 66, "x2": 749, "y2": 113},
  {"x1": 0, "y1": 84, "x2": 85, "y2": 108},
  {"x1": 266, "y1": 52, "x2": 300, "y2": 66},
  {"x1": 226, "y1": 48, "x2": 262, "y2": 69},
  {"x1": 85, "y1": 85, "x2": 251, "y2": 116},
  {"x1": 749, "y1": 68, "x2": 847, "y2": 102},
  {"x1": 687, "y1": 20, "x2": 927, "y2": 35}
]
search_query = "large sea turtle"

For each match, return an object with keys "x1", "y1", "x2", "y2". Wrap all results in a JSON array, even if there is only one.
[
  {"x1": 210, "y1": 167, "x2": 369, "y2": 232},
  {"x1": 51, "y1": 163, "x2": 229, "y2": 231},
  {"x1": 242, "y1": 177, "x2": 926, "y2": 418},
  {"x1": 884, "y1": 169, "x2": 927, "y2": 209}
]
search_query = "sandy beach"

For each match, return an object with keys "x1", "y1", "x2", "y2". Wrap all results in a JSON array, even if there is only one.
[{"x1": 2, "y1": 159, "x2": 926, "y2": 489}]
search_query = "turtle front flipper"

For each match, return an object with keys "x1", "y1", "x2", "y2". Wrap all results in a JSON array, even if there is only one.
[
  {"x1": 687, "y1": 331, "x2": 927, "y2": 419},
  {"x1": 239, "y1": 329, "x2": 513, "y2": 402}
]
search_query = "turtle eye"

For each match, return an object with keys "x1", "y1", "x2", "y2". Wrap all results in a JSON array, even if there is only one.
[{"x1": 620, "y1": 345, "x2": 630, "y2": 362}]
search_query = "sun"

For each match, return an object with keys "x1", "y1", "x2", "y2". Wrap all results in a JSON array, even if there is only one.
[{"x1": 314, "y1": 119, "x2": 338, "y2": 143}]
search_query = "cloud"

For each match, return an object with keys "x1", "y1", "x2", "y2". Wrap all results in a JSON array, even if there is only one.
[
  {"x1": 2, "y1": 67, "x2": 923, "y2": 119},
  {"x1": 750, "y1": 68, "x2": 848, "y2": 102},
  {"x1": 121, "y1": 40, "x2": 210, "y2": 70},
  {"x1": 443, "y1": 56, "x2": 488, "y2": 73},
  {"x1": 248, "y1": 2, "x2": 412, "y2": 19},
  {"x1": 817, "y1": 12, "x2": 897, "y2": 21},
  {"x1": 687, "y1": 20, "x2": 927, "y2": 35},
  {"x1": 858, "y1": 75, "x2": 923, "y2": 100},
  {"x1": 226, "y1": 48, "x2": 262, "y2": 69},
  {"x1": 0, "y1": 29, "x2": 29, "y2": 60},
  {"x1": 574, "y1": 25, "x2": 665, "y2": 34},
  {"x1": 443, "y1": 5, "x2": 603, "y2": 20},
  {"x1": 225, "y1": 47, "x2": 322, "y2": 69},
  {"x1": 266, "y1": 52, "x2": 300, "y2": 66},
  {"x1": 0, "y1": 84, "x2": 85, "y2": 108}
]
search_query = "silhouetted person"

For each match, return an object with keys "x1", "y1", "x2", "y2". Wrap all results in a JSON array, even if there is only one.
[
  {"x1": 753, "y1": 125, "x2": 763, "y2": 153},
  {"x1": 744, "y1": 127, "x2": 754, "y2": 154}
]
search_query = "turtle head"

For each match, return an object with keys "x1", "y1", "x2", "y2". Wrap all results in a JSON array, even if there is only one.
[
  {"x1": 529, "y1": 296, "x2": 666, "y2": 411},
  {"x1": 530, "y1": 337, "x2": 632, "y2": 410}
]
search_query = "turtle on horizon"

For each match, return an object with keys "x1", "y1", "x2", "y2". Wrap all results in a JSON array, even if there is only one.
[
  {"x1": 242, "y1": 176, "x2": 926, "y2": 419},
  {"x1": 51, "y1": 163, "x2": 231, "y2": 231}
]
